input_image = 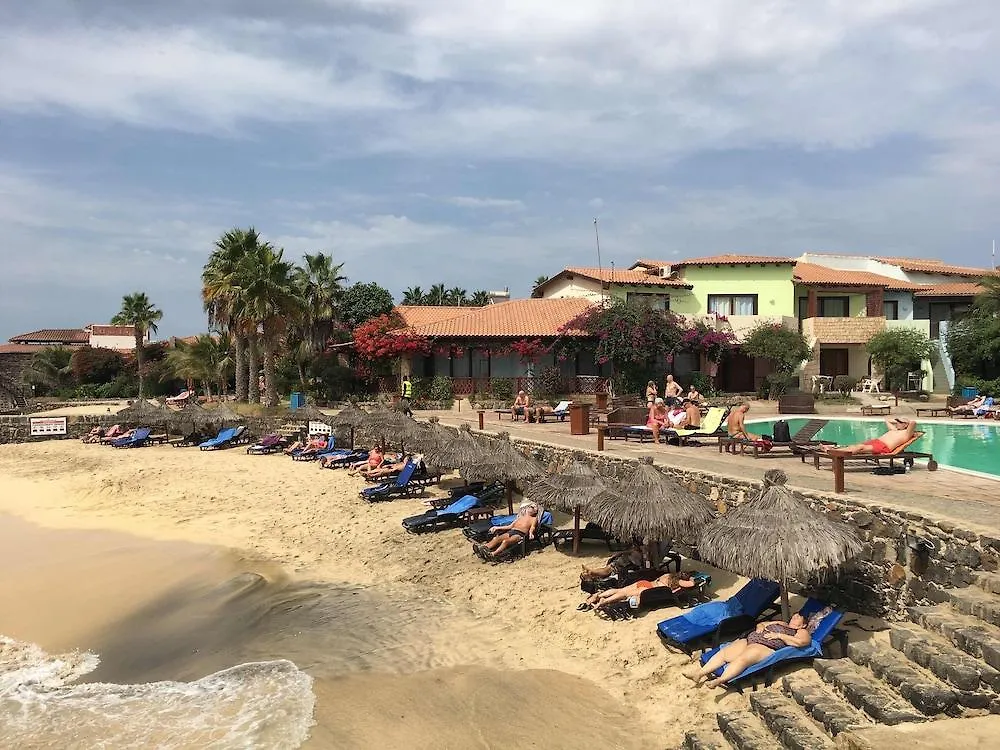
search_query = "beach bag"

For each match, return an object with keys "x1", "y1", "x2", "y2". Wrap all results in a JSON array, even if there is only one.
[{"x1": 772, "y1": 420, "x2": 791, "y2": 443}]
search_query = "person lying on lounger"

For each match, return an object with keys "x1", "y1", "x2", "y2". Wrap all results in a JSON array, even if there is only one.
[
  {"x1": 684, "y1": 606, "x2": 832, "y2": 688},
  {"x1": 580, "y1": 545, "x2": 645, "y2": 582},
  {"x1": 360, "y1": 455, "x2": 410, "y2": 480},
  {"x1": 473, "y1": 505, "x2": 538, "y2": 560},
  {"x1": 348, "y1": 446, "x2": 385, "y2": 475},
  {"x1": 578, "y1": 571, "x2": 694, "y2": 611},
  {"x1": 666, "y1": 403, "x2": 689, "y2": 429},
  {"x1": 820, "y1": 418, "x2": 917, "y2": 456},
  {"x1": 82, "y1": 426, "x2": 105, "y2": 443},
  {"x1": 950, "y1": 395, "x2": 987, "y2": 416},
  {"x1": 283, "y1": 434, "x2": 325, "y2": 456}
]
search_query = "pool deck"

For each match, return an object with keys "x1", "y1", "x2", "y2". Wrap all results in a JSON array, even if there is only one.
[{"x1": 427, "y1": 405, "x2": 1000, "y2": 536}]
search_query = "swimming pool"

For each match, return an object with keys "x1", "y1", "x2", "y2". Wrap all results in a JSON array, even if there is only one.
[{"x1": 748, "y1": 418, "x2": 1000, "y2": 479}]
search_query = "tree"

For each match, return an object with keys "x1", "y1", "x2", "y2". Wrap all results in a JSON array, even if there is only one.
[
  {"x1": 111, "y1": 292, "x2": 163, "y2": 398},
  {"x1": 353, "y1": 313, "x2": 431, "y2": 375},
  {"x1": 446, "y1": 287, "x2": 468, "y2": 306},
  {"x1": 974, "y1": 273, "x2": 1000, "y2": 314},
  {"x1": 70, "y1": 347, "x2": 125, "y2": 385},
  {"x1": 402, "y1": 286, "x2": 426, "y2": 305},
  {"x1": 946, "y1": 308, "x2": 1000, "y2": 381},
  {"x1": 427, "y1": 283, "x2": 448, "y2": 306},
  {"x1": 532, "y1": 275, "x2": 549, "y2": 297},
  {"x1": 470, "y1": 290, "x2": 492, "y2": 306},
  {"x1": 163, "y1": 334, "x2": 233, "y2": 398},
  {"x1": 22, "y1": 346, "x2": 75, "y2": 394},
  {"x1": 340, "y1": 281, "x2": 395, "y2": 329},
  {"x1": 742, "y1": 323, "x2": 813, "y2": 374},
  {"x1": 866, "y1": 328, "x2": 934, "y2": 391},
  {"x1": 236, "y1": 243, "x2": 304, "y2": 407}
]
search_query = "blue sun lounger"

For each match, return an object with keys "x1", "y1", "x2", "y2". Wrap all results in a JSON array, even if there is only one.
[
  {"x1": 462, "y1": 510, "x2": 555, "y2": 543},
  {"x1": 199, "y1": 427, "x2": 238, "y2": 451},
  {"x1": 401, "y1": 494, "x2": 490, "y2": 533},
  {"x1": 292, "y1": 435, "x2": 341, "y2": 461},
  {"x1": 657, "y1": 578, "x2": 781, "y2": 655},
  {"x1": 112, "y1": 427, "x2": 152, "y2": 448},
  {"x1": 698, "y1": 598, "x2": 847, "y2": 689},
  {"x1": 360, "y1": 459, "x2": 422, "y2": 501}
]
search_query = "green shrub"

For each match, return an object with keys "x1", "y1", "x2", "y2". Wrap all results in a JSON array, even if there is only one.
[
  {"x1": 490, "y1": 378, "x2": 515, "y2": 401},
  {"x1": 833, "y1": 375, "x2": 859, "y2": 396},
  {"x1": 953, "y1": 376, "x2": 1000, "y2": 397},
  {"x1": 428, "y1": 376, "x2": 454, "y2": 404},
  {"x1": 742, "y1": 323, "x2": 813, "y2": 374},
  {"x1": 866, "y1": 328, "x2": 934, "y2": 391},
  {"x1": 760, "y1": 372, "x2": 798, "y2": 400},
  {"x1": 70, "y1": 347, "x2": 125, "y2": 385}
]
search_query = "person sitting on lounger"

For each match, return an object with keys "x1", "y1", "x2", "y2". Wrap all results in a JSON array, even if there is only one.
[
  {"x1": 580, "y1": 545, "x2": 645, "y2": 582},
  {"x1": 512, "y1": 390, "x2": 531, "y2": 421},
  {"x1": 473, "y1": 505, "x2": 538, "y2": 560},
  {"x1": 726, "y1": 403, "x2": 758, "y2": 441},
  {"x1": 667, "y1": 403, "x2": 689, "y2": 429},
  {"x1": 348, "y1": 446, "x2": 385, "y2": 475},
  {"x1": 578, "y1": 571, "x2": 694, "y2": 611},
  {"x1": 683, "y1": 398, "x2": 702, "y2": 430},
  {"x1": 687, "y1": 384, "x2": 702, "y2": 404},
  {"x1": 647, "y1": 398, "x2": 669, "y2": 444},
  {"x1": 684, "y1": 606, "x2": 833, "y2": 688},
  {"x1": 284, "y1": 433, "x2": 325, "y2": 456},
  {"x1": 821, "y1": 418, "x2": 917, "y2": 456}
]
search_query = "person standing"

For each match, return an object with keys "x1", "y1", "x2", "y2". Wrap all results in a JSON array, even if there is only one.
[
  {"x1": 400, "y1": 375, "x2": 413, "y2": 417},
  {"x1": 664, "y1": 374, "x2": 683, "y2": 405}
]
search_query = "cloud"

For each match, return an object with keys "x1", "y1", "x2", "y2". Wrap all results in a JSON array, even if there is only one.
[{"x1": 444, "y1": 196, "x2": 525, "y2": 210}]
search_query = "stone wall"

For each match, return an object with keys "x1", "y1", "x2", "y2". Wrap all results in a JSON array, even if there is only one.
[{"x1": 505, "y1": 436, "x2": 1000, "y2": 620}]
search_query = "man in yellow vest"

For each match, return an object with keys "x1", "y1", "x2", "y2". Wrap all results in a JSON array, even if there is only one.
[{"x1": 400, "y1": 376, "x2": 413, "y2": 417}]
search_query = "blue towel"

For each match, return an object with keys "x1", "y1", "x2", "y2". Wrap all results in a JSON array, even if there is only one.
[
  {"x1": 682, "y1": 600, "x2": 734, "y2": 628},
  {"x1": 438, "y1": 495, "x2": 480, "y2": 516}
]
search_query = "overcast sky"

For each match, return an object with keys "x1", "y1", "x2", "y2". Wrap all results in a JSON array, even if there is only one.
[{"x1": 1, "y1": 1, "x2": 998, "y2": 339}]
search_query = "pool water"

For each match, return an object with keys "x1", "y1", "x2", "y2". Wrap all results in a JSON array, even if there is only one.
[{"x1": 749, "y1": 418, "x2": 1000, "y2": 478}]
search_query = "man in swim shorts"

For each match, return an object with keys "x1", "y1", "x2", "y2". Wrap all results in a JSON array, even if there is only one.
[
  {"x1": 474, "y1": 505, "x2": 538, "y2": 560},
  {"x1": 822, "y1": 418, "x2": 917, "y2": 456}
]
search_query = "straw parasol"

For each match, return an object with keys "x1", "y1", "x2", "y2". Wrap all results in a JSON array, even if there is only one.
[
  {"x1": 207, "y1": 402, "x2": 244, "y2": 423},
  {"x1": 524, "y1": 455, "x2": 607, "y2": 552},
  {"x1": 331, "y1": 403, "x2": 368, "y2": 447},
  {"x1": 287, "y1": 403, "x2": 331, "y2": 424},
  {"x1": 422, "y1": 423, "x2": 492, "y2": 471},
  {"x1": 697, "y1": 469, "x2": 862, "y2": 621},
  {"x1": 115, "y1": 398, "x2": 175, "y2": 426},
  {"x1": 585, "y1": 456, "x2": 712, "y2": 545},
  {"x1": 461, "y1": 432, "x2": 545, "y2": 514},
  {"x1": 168, "y1": 401, "x2": 217, "y2": 436}
]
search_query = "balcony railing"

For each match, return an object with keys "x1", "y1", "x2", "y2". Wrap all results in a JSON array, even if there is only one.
[
  {"x1": 447, "y1": 376, "x2": 610, "y2": 397},
  {"x1": 801, "y1": 316, "x2": 886, "y2": 344}
]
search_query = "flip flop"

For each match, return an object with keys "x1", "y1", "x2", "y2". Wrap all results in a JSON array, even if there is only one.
[{"x1": 576, "y1": 603, "x2": 593, "y2": 611}]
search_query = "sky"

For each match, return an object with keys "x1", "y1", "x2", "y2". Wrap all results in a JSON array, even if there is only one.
[{"x1": 1, "y1": 1, "x2": 998, "y2": 340}]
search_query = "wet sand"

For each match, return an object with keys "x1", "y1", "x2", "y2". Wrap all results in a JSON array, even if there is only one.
[{"x1": 0, "y1": 440, "x2": 750, "y2": 747}]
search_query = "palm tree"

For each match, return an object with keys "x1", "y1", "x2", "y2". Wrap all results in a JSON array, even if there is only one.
[
  {"x1": 111, "y1": 292, "x2": 163, "y2": 398},
  {"x1": 974, "y1": 273, "x2": 1000, "y2": 314},
  {"x1": 446, "y1": 287, "x2": 468, "y2": 306},
  {"x1": 534, "y1": 275, "x2": 549, "y2": 288},
  {"x1": 22, "y1": 346, "x2": 75, "y2": 394},
  {"x1": 291, "y1": 252, "x2": 346, "y2": 389},
  {"x1": 236, "y1": 243, "x2": 304, "y2": 407},
  {"x1": 203, "y1": 228, "x2": 261, "y2": 402},
  {"x1": 402, "y1": 286, "x2": 426, "y2": 305},
  {"x1": 163, "y1": 334, "x2": 233, "y2": 398},
  {"x1": 470, "y1": 290, "x2": 492, "y2": 306},
  {"x1": 427, "y1": 283, "x2": 448, "y2": 306}
]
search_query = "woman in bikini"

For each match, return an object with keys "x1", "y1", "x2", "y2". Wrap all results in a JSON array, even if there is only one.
[
  {"x1": 578, "y1": 571, "x2": 695, "y2": 611},
  {"x1": 645, "y1": 381, "x2": 658, "y2": 409},
  {"x1": 684, "y1": 606, "x2": 832, "y2": 688}
]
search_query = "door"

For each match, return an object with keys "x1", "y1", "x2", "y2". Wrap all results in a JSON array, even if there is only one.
[
  {"x1": 819, "y1": 348, "x2": 849, "y2": 377},
  {"x1": 720, "y1": 352, "x2": 755, "y2": 392},
  {"x1": 929, "y1": 302, "x2": 952, "y2": 339}
]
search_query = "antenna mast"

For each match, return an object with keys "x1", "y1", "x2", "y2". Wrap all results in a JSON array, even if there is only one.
[{"x1": 594, "y1": 217, "x2": 605, "y2": 302}]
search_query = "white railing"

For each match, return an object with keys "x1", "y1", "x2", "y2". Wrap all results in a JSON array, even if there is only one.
[{"x1": 936, "y1": 321, "x2": 955, "y2": 392}]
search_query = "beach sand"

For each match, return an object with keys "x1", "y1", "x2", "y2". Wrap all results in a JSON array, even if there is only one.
[{"x1": 0, "y1": 439, "x2": 752, "y2": 747}]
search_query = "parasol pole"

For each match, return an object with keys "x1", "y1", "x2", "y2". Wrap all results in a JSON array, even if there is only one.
[
  {"x1": 780, "y1": 579, "x2": 791, "y2": 623},
  {"x1": 573, "y1": 504, "x2": 581, "y2": 554},
  {"x1": 506, "y1": 481, "x2": 515, "y2": 515}
]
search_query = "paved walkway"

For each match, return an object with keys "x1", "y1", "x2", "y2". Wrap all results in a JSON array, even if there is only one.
[{"x1": 426, "y1": 408, "x2": 1000, "y2": 536}]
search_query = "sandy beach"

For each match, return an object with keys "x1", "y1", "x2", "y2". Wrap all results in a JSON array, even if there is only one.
[{"x1": 0, "y1": 439, "x2": 755, "y2": 748}]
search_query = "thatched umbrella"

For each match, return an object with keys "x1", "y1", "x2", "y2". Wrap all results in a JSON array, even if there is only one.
[
  {"x1": 586, "y1": 456, "x2": 712, "y2": 545},
  {"x1": 115, "y1": 398, "x2": 174, "y2": 426},
  {"x1": 461, "y1": 433, "x2": 545, "y2": 514},
  {"x1": 524, "y1": 455, "x2": 607, "y2": 552},
  {"x1": 207, "y1": 402, "x2": 243, "y2": 423},
  {"x1": 331, "y1": 403, "x2": 368, "y2": 448},
  {"x1": 169, "y1": 401, "x2": 217, "y2": 436},
  {"x1": 422, "y1": 423, "x2": 492, "y2": 471},
  {"x1": 697, "y1": 469, "x2": 862, "y2": 621}
]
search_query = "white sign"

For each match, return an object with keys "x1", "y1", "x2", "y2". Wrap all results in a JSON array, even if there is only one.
[
  {"x1": 30, "y1": 417, "x2": 68, "y2": 436},
  {"x1": 308, "y1": 420, "x2": 332, "y2": 435}
]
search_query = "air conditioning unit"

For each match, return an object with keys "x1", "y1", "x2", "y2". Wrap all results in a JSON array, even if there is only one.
[{"x1": 659, "y1": 264, "x2": 673, "y2": 278}]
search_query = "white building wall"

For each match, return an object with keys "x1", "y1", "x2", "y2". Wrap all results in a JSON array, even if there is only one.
[
  {"x1": 538, "y1": 275, "x2": 603, "y2": 301},
  {"x1": 797, "y1": 253, "x2": 909, "y2": 280},
  {"x1": 883, "y1": 291, "x2": 914, "y2": 321},
  {"x1": 88, "y1": 334, "x2": 144, "y2": 350}
]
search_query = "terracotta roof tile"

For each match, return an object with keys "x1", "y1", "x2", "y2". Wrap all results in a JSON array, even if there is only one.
[
  {"x1": 403, "y1": 298, "x2": 594, "y2": 338},
  {"x1": 793, "y1": 262, "x2": 920, "y2": 290},
  {"x1": 0, "y1": 344, "x2": 47, "y2": 354},
  {"x1": 632, "y1": 258, "x2": 671, "y2": 268},
  {"x1": 873, "y1": 257, "x2": 989, "y2": 277},
  {"x1": 671, "y1": 254, "x2": 796, "y2": 267},
  {"x1": 913, "y1": 282, "x2": 985, "y2": 297},
  {"x1": 9, "y1": 328, "x2": 89, "y2": 344},
  {"x1": 89, "y1": 324, "x2": 138, "y2": 336},
  {"x1": 560, "y1": 266, "x2": 692, "y2": 288},
  {"x1": 394, "y1": 306, "x2": 472, "y2": 328}
]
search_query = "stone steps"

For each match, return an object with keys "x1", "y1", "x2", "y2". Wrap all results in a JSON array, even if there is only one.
[
  {"x1": 683, "y1": 728, "x2": 728, "y2": 750},
  {"x1": 716, "y1": 710, "x2": 783, "y2": 750},
  {"x1": 782, "y1": 672, "x2": 872, "y2": 737},
  {"x1": 972, "y1": 571, "x2": 1000, "y2": 596},
  {"x1": 946, "y1": 587, "x2": 1000, "y2": 629},
  {"x1": 847, "y1": 640, "x2": 974, "y2": 715},
  {"x1": 890, "y1": 622, "x2": 1000, "y2": 694},
  {"x1": 748, "y1": 690, "x2": 834, "y2": 750},
  {"x1": 813, "y1": 659, "x2": 926, "y2": 725},
  {"x1": 908, "y1": 605, "x2": 1000, "y2": 672}
]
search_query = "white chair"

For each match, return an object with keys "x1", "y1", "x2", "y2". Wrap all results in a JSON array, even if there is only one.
[{"x1": 858, "y1": 377, "x2": 881, "y2": 394}]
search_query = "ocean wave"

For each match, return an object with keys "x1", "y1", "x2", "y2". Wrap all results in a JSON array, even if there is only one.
[{"x1": 0, "y1": 636, "x2": 315, "y2": 749}]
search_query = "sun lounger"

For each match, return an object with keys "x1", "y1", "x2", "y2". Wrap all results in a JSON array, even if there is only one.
[
  {"x1": 171, "y1": 430, "x2": 209, "y2": 448},
  {"x1": 551, "y1": 521, "x2": 622, "y2": 551},
  {"x1": 401, "y1": 494, "x2": 494, "y2": 533},
  {"x1": 477, "y1": 521, "x2": 555, "y2": 564},
  {"x1": 580, "y1": 552, "x2": 684, "y2": 595},
  {"x1": 112, "y1": 427, "x2": 152, "y2": 448},
  {"x1": 199, "y1": 426, "x2": 238, "y2": 450},
  {"x1": 98, "y1": 425, "x2": 124, "y2": 444},
  {"x1": 804, "y1": 432, "x2": 938, "y2": 471},
  {"x1": 165, "y1": 390, "x2": 192, "y2": 406},
  {"x1": 360, "y1": 460, "x2": 424, "y2": 501},
  {"x1": 657, "y1": 578, "x2": 782, "y2": 655},
  {"x1": 535, "y1": 400, "x2": 572, "y2": 423},
  {"x1": 664, "y1": 407, "x2": 729, "y2": 444},
  {"x1": 720, "y1": 418, "x2": 833, "y2": 457},
  {"x1": 914, "y1": 406, "x2": 950, "y2": 417},
  {"x1": 246, "y1": 434, "x2": 286, "y2": 455},
  {"x1": 291, "y1": 435, "x2": 338, "y2": 461},
  {"x1": 599, "y1": 571, "x2": 713, "y2": 621},
  {"x1": 429, "y1": 482, "x2": 504, "y2": 510},
  {"x1": 698, "y1": 598, "x2": 847, "y2": 689},
  {"x1": 463, "y1": 510, "x2": 555, "y2": 543},
  {"x1": 321, "y1": 449, "x2": 368, "y2": 468}
]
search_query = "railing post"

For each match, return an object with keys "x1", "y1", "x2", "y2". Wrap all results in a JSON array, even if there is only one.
[
  {"x1": 832, "y1": 455, "x2": 845, "y2": 494},
  {"x1": 597, "y1": 425, "x2": 605, "y2": 452},
  {"x1": 477, "y1": 409, "x2": 485, "y2": 430}
]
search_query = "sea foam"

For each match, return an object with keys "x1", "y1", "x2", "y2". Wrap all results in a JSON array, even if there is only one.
[{"x1": 0, "y1": 636, "x2": 315, "y2": 749}]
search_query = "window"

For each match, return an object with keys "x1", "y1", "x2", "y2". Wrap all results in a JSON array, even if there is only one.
[
  {"x1": 883, "y1": 300, "x2": 899, "y2": 320},
  {"x1": 626, "y1": 292, "x2": 670, "y2": 311},
  {"x1": 819, "y1": 297, "x2": 850, "y2": 317},
  {"x1": 707, "y1": 294, "x2": 758, "y2": 316}
]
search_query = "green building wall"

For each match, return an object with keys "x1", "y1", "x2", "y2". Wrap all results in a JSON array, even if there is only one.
[{"x1": 670, "y1": 265, "x2": 797, "y2": 317}]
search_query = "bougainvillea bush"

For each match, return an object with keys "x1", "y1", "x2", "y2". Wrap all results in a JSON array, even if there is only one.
[{"x1": 353, "y1": 314, "x2": 431, "y2": 375}]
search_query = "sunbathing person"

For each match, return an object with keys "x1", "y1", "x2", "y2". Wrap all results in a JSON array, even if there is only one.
[
  {"x1": 821, "y1": 417, "x2": 917, "y2": 456},
  {"x1": 687, "y1": 385, "x2": 703, "y2": 404},
  {"x1": 580, "y1": 545, "x2": 645, "y2": 582},
  {"x1": 645, "y1": 381, "x2": 658, "y2": 408},
  {"x1": 647, "y1": 398, "x2": 669, "y2": 444},
  {"x1": 684, "y1": 606, "x2": 832, "y2": 688},
  {"x1": 283, "y1": 433, "x2": 325, "y2": 456},
  {"x1": 726, "y1": 403, "x2": 758, "y2": 441},
  {"x1": 666, "y1": 403, "x2": 689, "y2": 429},
  {"x1": 512, "y1": 390, "x2": 532, "y2": 421},
  {"x1": 578, "y1": 571, "x2": 694, "y2": 611},
  {"x1": 348, "y1": 446, "x2": 385, "y2": 475},
  {"x1": 82, "y1": 426, "x2": 105, "y2": 443},
  {"x1": 361, "y1": 455, "x2": 410, "y2": 480},
  {"x1": 683, "y1": 398, "x2": 702, "y2": 430},
  {"x1": 950, "y1": 395, "x2": 986, "y2": 416},
  {"x1": 473, "y1": 505, "x2": 538, "y2": 560}
]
